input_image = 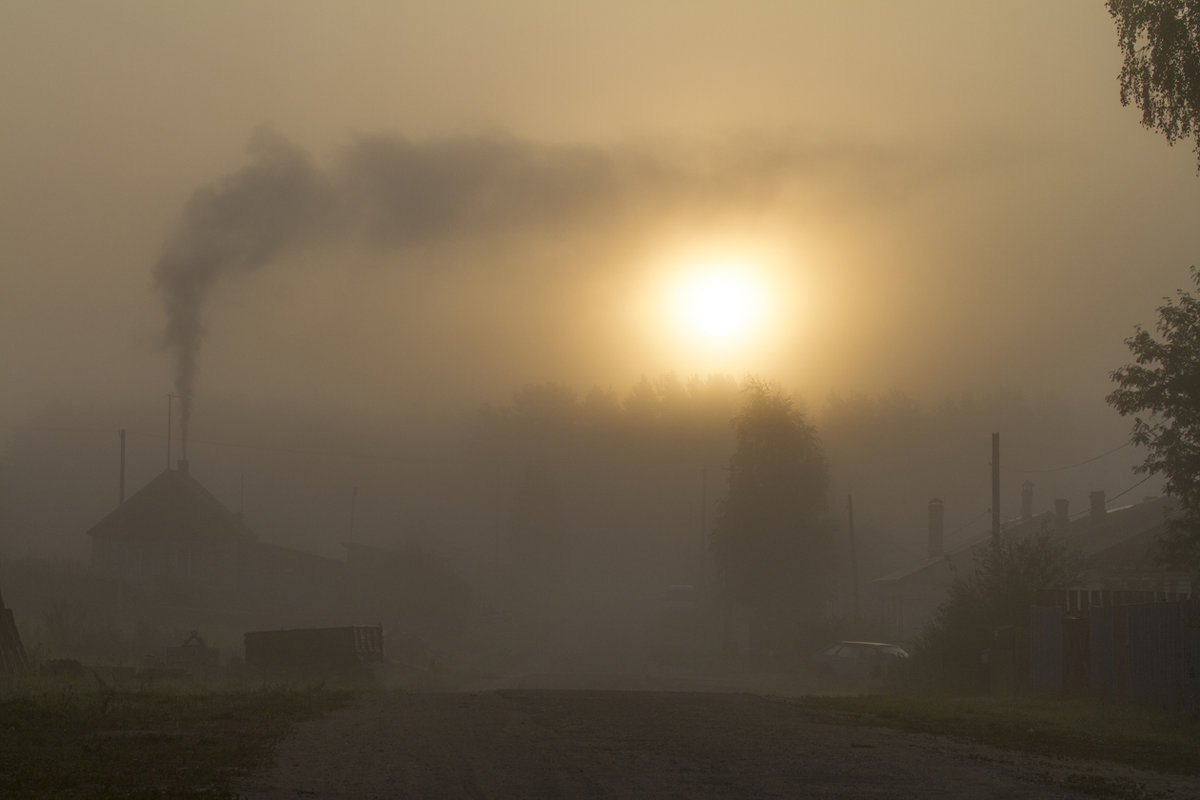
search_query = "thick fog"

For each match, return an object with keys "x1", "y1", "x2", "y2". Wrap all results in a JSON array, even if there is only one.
[{"x1": 1, "y1": 3, "x2": 1198, "y2": 671}]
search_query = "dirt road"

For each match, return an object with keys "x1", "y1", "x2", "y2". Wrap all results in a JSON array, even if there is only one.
[{"x1": 238, "y1": 687, "x2": 1198, "y2": 799}]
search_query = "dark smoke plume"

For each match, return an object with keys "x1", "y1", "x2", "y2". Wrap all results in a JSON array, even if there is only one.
[
  {"x1": 154, "y1": 128, "x2": 952, "y2": 450},
  {"x1": 154, "y1": 130, "x2": 688, "y2": 448},
  {"x1": 154, "y1": 130, "x2": 331, "y2": 453}
]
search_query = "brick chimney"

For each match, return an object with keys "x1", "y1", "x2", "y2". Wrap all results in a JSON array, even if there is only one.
[
  {"x1": 1020, "y1": 480, "x2": 1034, "y2": 522},
  {"x1": 1090, "y1": 490, "x2": 1106, "y2": 529},
  {"x1": 928, "y1": 498, "x2": 945, "y2": 559},
  {"x1": 1054, "y1": 498, "x2": 1069, "y2": 531}
]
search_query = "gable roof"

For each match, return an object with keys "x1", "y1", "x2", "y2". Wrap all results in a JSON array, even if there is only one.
[{"x1": 87, "y1": 468, "x2": 256, "y2": 543}]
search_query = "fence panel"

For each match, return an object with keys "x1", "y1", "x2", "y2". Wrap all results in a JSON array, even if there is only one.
[
  {"x1": 1089, "y1": 605, "x2": 1116, "y2": 699},
  {"x1": 1029, "y1": 605, "x2": 1063, "y2": 695},
  {"x1": 1063, "y1": 615, "x2": 1090, "y2": 696},
  {"x1": 1038, "y1": 598, "x2": 1199, "y2": 711},
  {"x1": 1128, "y1": 602, "x2": 1182, "y2": 711},
  {"x1": 1180, "y1": 599, "x2": 1200, "y2": 715}
]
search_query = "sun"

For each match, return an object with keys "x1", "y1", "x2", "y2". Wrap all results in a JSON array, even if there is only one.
[
  {"x1": 674, "y1": 262, "x2": 766, "y2": 340},
  {"x1": 630, "y1": 236, "x2": 798, "y2": 373}
]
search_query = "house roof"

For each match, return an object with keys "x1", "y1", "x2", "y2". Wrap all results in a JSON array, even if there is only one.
[
  {"x1": 1082, "y1": 524, "x2": 1170, "y2": 576},
  {"x1": 871, "y1": 538, "x2": 982, "y2": 586},
  {"x1": 1065, "y1": 495, "x2": 1175, "y2": 558},
  {"x1": 87, "y1": 467, "x2": 256, "y2": 543},
  {"x1": 871, "y1": 495, "x2": 1178, "y2": 587}
]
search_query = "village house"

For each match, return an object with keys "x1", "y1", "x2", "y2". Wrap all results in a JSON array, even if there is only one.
[
  {"x1": 86, "y1": 460, "x2": 342, "y2": 627},
  {"x1": 869, "y1": 483, "x2": 1191, "y2": 642}
]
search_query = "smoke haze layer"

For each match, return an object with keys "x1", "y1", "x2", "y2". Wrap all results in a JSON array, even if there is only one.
[
  {"x1": 153, "y1": 131, "x2": 671, "y2": 442},
  {"x1": 153, "y1": 128, "x2": 957, "y2": 442}
]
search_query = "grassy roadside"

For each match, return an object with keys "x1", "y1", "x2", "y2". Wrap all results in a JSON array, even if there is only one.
[
  {"x1": 799, "y1": 693, "x2": 1200, "y2": 778},
  {"x1": 0, "y1": 676, "x2": 353, "y2": 800}
]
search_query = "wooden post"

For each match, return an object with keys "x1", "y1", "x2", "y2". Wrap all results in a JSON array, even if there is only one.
[
  {"x1": 992, "y1": 432, "x2": 1001, "y2": 543},
  {"x1": 118, "y1": 428, "x2": 126, "y2": 505},
  {"x1": 166, "y1": 393, "x2": 173, "y2": 471},
  {"x1": 847, "y1": 494, "x2": 861, "y2": 625}
]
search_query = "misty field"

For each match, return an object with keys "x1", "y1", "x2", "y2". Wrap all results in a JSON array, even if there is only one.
[{"x1": 0, "y1": 677, "x2": 350, "y2": 800}]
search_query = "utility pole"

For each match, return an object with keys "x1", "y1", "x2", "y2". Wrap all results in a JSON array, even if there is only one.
[
  {"x1": 166, "y1": 393, "x2": 173, "y2": 470},
  {"x1": 697, "y1": 466, "x2": 711, "y2": 586},
  {"x1": 846, "y1": 494, "x2": 861, "y2": 625},
  {"x1": 118, "y1": 429, "x2": 126, "y2": 505},
  {"x1": 349, "y1": 486, "x2": 358, "y2": 540},
  {"x1": 991, "y1": 432, "x2": 1001, "y2": 543}
]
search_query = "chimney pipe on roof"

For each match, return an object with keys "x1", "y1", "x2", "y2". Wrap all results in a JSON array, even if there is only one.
[
  {"x1": 1020, "y1": 480, "x2": 1033, "y2": 522},
  {"x1": 177, "y1": 459, "x2": 189, "y2": 476},
  {"x1": 1090, "y1": 490, "x2": 1106, "y2": 529},
  {"x1": 928, "y1": 498, "x2": 945, "y2": 559}
]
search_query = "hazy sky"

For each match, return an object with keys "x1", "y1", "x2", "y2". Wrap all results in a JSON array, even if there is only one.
[{"x1": 4, "y1": 1, "x2": 1200, "y2": 432}]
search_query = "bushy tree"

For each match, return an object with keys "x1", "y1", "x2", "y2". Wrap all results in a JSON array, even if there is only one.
[
  {"x1": 1108, "y1": 268, "x2": 1200, "y2": 575},
  {"x1": 1108, "y1": 0, "x2": 1200, "y2": 168},
  {"x1": 711, "y1": 380, "x2": 832, "y2": 654},
  {"x1": 915, "y1": 532, "x2": 1079, "y2": 693}
]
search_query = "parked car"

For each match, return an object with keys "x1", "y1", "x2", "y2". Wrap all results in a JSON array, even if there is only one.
[{"x1": 808, "y1": 641, "x2": 909, "y2": 687}]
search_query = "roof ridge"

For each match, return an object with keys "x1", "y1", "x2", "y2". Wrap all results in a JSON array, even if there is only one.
[{"x1": 87, "y1": 468, "x2": 255, "y2": 542}]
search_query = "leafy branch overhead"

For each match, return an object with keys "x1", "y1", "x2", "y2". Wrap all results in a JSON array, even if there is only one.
[
  {"x1": 1107, "y1": 267, "x2": 1200, "y2": 573},
  {"x1": 1108, "y1": 0, "x2": 1200, "y2": 168}
]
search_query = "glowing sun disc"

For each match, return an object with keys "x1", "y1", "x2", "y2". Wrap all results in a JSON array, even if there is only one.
[{"x1": 676, "y1": 266, "x2": 764, "y2": 338}]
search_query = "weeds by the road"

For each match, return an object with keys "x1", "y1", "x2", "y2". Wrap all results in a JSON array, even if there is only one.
[
  {"x1": 803, "y1": 693, "x2": 1199, "y2": 779},
  {"x1": 0, "y1": 675, "x2": 352, "y2": 799},
  {"x1": 1049, "y1": 772, "x2": 1165, "y2": 800}
]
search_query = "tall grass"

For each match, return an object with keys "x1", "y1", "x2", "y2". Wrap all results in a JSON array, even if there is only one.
[
  {"x1": 0, "y1": 675, "x2": 352, "y2": 799},
  {"x1": 802, "y1": 692, "x2": 1200, "y2": 777}
]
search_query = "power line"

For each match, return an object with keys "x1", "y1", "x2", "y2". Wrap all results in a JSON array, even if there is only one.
[
  {"x1": 1062, "y1": 473, "x2": 1157, "y2": 519},
  {"x1": 1016, "y1": 441, "x2": 1132, "y2": 474},
  {"x1": 942, "y1": 508, "x2": 990, "y2": 549},
  {"x1": 1104, "y1": 474, "x2": 1155, "y2": 506}
]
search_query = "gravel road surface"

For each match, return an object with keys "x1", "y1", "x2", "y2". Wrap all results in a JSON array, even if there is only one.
[{"x1": 238, "y1": 686, "x2": 1199, "y2": 799}]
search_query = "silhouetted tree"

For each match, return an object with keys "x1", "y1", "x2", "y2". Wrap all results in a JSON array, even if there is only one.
[
  {"x1": 1109, "y1": 0, "x2": 1200, "y2": 168},
  {"x1": 464, "y1": 374, "x2": 742, "y2": 611},
  {"x1": 914, "y1": 532, "x2": 1079, "y2": 693},
  {"x1": 1108, "y1": 268, "x2": 1200, "y2": 576},
  {"x1": 711, "y1": 381, "x2": 832, "y2": 655}
]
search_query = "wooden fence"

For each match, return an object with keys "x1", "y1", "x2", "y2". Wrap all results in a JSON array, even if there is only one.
[{"x1": 1029, "y1": 598, "x2": 1200, "y2": 713}]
